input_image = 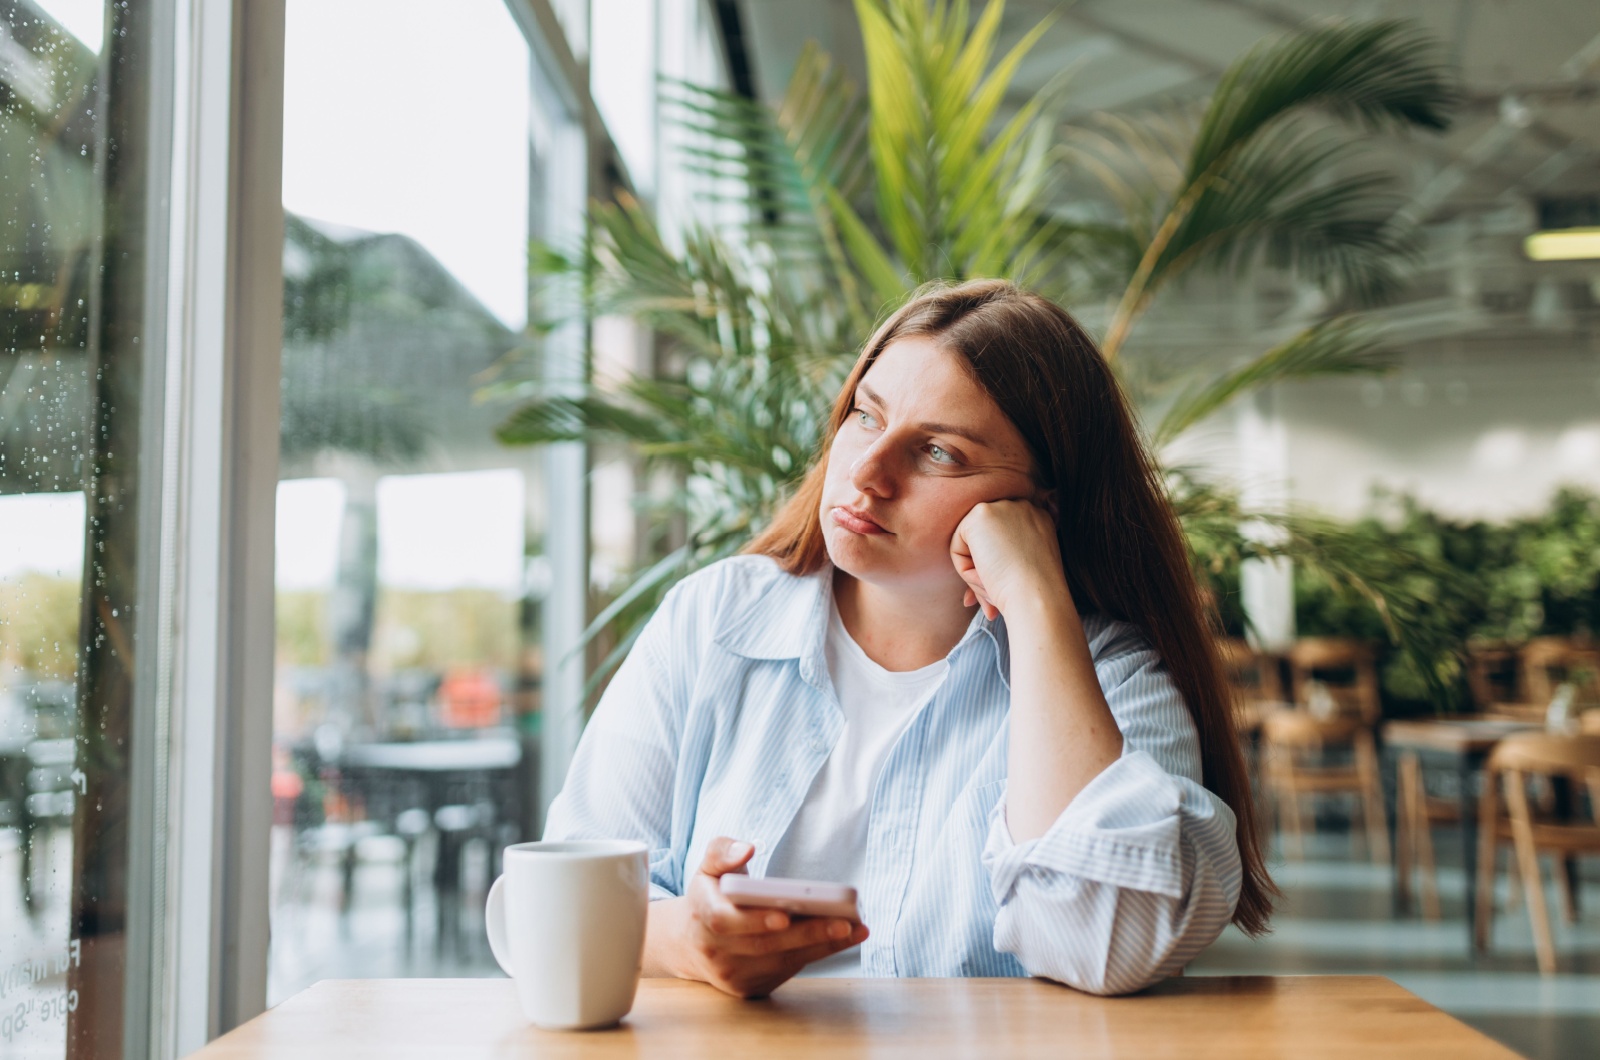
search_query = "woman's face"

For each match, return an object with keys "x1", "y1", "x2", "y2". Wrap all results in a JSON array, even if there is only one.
[{"x1": 820, "y1": 335, "x2": 1042, "y2": 598}]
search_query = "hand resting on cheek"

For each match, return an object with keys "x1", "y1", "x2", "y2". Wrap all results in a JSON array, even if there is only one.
[{"x1": 948, "y1": 497, "x2": 1066, "y2": 621}]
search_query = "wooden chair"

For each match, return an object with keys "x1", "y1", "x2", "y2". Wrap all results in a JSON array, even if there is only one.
[
  {"x1": 1261, "y1": 709, "x2": 1389, "y2": 862},
  {"x1": 1465, "y1": 640, "x2": 1522, "y2": 711},
  {"x1": 1286, "y1": 637, "x2": 1381, "y2": 724},
  {"x1": 1260, "y1": 639, "x2": 1388, "y2": 862},
  {"x1": 1394, "y1": 747, "x2": 1469, "y2": 919},
  {"x1": 1219, "y1": 638, "x2": 1286, "y2": 849},
  {"x1": 1394, "y1": 638, "x2": 1501, "y2": 919},
  {"x1": 1218, "y1": 637, "x2": 1286, "y2": 734},
  {"x1": 1472, "y1": 733, "x2": 1600, "y2": 973},
  {"x1": 1521, "y1": 637, "x2": 1600, "y2": 707}
]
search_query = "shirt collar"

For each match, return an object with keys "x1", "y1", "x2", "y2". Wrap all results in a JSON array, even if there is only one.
[
  {"x1": 715, "y1": 561, "x2": 1011, "y2": 690},
  {"x1": 713, "y1": 561, "x2": 832, "y2": 664}
]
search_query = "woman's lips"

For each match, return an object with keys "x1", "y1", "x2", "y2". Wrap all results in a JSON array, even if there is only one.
[{"x1": 830, "y1": 506, "x2": 891, "y2": 535}]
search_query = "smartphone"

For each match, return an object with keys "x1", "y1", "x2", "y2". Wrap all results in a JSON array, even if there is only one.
[{"x1": 720, "y1": 874, "x2": 861, "y2": 921}]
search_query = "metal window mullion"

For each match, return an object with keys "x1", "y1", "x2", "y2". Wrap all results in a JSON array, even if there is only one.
[
  {"x1": 537, "y1": 99, "x2": 594, "y2": 825},
  {"x1": 158, "y1": 0, "x2": 284, "y2": 1053}
]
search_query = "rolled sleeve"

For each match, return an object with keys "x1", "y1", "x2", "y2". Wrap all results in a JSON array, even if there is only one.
[
  {"x1": 983, "y1": 752, "x2": 1187, "y2": 901},
  {"x1": 981, "y1": 618, "x2": 1244, "y2": 996},
  {"x1": 982, "y1": 754, "x2": 1242, "y2": 995}
]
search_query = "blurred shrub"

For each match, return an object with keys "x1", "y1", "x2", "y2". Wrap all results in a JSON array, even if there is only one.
[{"x1": 1296, "y1": 487, "x2": 1600, "y2": 711}]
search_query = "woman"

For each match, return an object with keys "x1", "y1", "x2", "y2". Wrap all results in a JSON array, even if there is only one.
[{"x1": 544, "y1": 280, "x2": 1273, "y2": 998}]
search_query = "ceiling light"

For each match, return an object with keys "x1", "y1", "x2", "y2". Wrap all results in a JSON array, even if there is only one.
[{"x1": 1524, "y1": 227, "x2": 1600, "y2": 261}]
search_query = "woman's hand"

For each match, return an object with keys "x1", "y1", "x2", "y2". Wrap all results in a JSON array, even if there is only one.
[
  {"x1": 645, "y1": 837, "x2": 869, "y2": 999},
  {"x1": 948, "y1": 499, "x2": 1067, "y2": 620}
]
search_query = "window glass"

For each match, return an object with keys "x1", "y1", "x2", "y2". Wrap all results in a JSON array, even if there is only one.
[
  {"x1": 270, "y1": 0, "x2": 553, "y2": 1001},
  {"x1": 2, "y1": 1, "x2": 157, "y2": 1056},
  {"x1": 590, "y1": 0, "x2": 657, "y2": 195},
  {"x1": 548, "y1": 0, "x2": 588, "y2": 61}
]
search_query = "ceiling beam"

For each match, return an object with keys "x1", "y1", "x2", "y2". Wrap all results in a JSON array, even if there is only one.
[{"x1": 1400, "y1": 28, "x2": 1600, "y2": 224}]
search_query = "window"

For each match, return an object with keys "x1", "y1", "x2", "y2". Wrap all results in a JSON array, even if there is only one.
[{"x1": 269, "y1": 0, "x2": 570, "y2": 999}]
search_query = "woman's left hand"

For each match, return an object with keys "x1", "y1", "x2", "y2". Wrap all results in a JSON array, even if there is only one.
[{"x1": 949, "y1": 499, "x2": 1067, "y2": 620}]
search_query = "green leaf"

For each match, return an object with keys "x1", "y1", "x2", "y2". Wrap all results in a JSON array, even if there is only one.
[
  {"x1": 1153, "y1": 318, "x2": 1394, "y2": 447},
  {"x1": 1189, "y1": 20, "x2": 1455, "y2": 185},
  {"x1": 1097, "y1": 19, "x2": 1456, "y2": 358}
]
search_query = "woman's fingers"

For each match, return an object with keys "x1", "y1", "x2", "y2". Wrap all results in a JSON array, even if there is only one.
[
  {"x1": 961, "y1": 581, "x2": 998, "y2": 619},
  {"x1": 717, "y1": 917, "x2": 864, "y2": 957},
  {"x1": 699, "y1": 836, "x2": 754, "y2": 877},
  {"x1": 706, "y1": 922, "x2": 871, "y2": 998},
  {"x1": 958, "y1": 568, "x2": 998, "y2": 620},
  {"x1": 688, "y1": 837, "x2": 792, "y2": 935},
  {"x1": 697, "y1": 897, "x2": 790, "y2": 937},
  {"x1": 776, "y1": 923, "x2": 871, "y2": 967}
]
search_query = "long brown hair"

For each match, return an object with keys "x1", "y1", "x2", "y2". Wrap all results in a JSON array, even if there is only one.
[{"x1": 747, "y1": 279, "x2": 1275, "y2": 935}]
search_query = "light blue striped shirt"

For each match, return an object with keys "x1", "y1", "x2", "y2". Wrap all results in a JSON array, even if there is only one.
[{"x1": 543, "y1": 555, "x2": 1242, "y2": 995}]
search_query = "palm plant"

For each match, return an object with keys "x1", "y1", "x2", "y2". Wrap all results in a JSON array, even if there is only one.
[{"x1": 497, "y1": 0, "x2": 1465, "y2": 699}]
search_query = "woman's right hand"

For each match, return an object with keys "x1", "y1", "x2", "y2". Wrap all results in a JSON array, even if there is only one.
[{"x1": 645, "y1": 836, "x2": 869, "y2": 998}]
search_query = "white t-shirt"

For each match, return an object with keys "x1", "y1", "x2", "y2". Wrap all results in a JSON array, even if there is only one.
[{"x1": 765, "y1": 596, "x2": 950, "y2": 975}]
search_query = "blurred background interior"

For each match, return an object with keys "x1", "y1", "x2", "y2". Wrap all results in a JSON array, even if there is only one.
[{"x1": 2, "y1": 2, "x2": 1600, "y2": 1058}]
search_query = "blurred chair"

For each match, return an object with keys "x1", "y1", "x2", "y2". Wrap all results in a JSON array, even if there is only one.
[
  {"x1": 1465, "y1": 639, "x2": 1522, "y2": 711},
  {"x1": 1261, "y1": 638, "x2": 1388, "y2": 862},
  {"x1": 1219, "y1": 638, "x2": 1285, "y2": 848},
  {"x1": 432, "y1": 800, "x2": 498, "y2": 956},
  {"x1": 1261, "y1": 710, "x2": 1389, "y2": 862},
  {"x1": 1521, "y1": 637, "x2": 1600, "y2": 707},
  {"x1": 1286, "y1": 637, "x2": 1382, "y2": 724},
  {"x1": 1218, "y1": 637, "x2": 1286, "y2": 733},
  {"x1": 1473, "y1": 733, "x2": 1600, "y2": 974},
  {"x1": 1395, "y1": 750, "x2": 1455, "y2": 919}
]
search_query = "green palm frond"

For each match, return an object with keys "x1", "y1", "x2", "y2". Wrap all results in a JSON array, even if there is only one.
[
  {"x1": 663, "y1": 45, "x2": 880, "y2": 332},
  {"x1": 1161, "y1": 127, "x2": 1417, "y2": 303},
  {"x1": 1152, "y1": 318, "x2": 1394, "y2": 447},
  {"x1": 1189, "y1": 20, "x2": 1453, "y2": 181},
  {"x1": 1063, "y1": 107, "x2": 1198, "y2": 249},
  {"x1": 665, "y1": 49, "x2": 872, "y2": 222},
  {"x1": 498, "y1": 373, "x2": 834, "y2": 487},
  {"x1": 852, "y1": 0, "x2": 1066, "y2": 290},
  {"x1": 1098, "y1": 19, "x2": 1456, "y2": 358}
]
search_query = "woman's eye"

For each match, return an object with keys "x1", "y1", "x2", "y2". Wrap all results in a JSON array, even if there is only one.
[
  {"x1": 854, "y1": 408, "x2": 879, "y2": 429},
  {"x1": 927, "y1": 444, "x2": 957, "y2": 465}
]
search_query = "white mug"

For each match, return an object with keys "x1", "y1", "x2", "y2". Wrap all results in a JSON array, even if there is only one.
[{"x1": 485, "y1": 840, "x2": 649, "y2": 1030}]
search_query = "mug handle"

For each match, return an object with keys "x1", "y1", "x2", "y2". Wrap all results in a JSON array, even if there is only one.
[{"x1": 485, "y1": 874, "x2": 514, "y2": 976}]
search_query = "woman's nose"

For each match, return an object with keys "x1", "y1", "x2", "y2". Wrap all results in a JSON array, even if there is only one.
[{"x1": 849, "y1": 439, "x2": 896, "y2": 498}]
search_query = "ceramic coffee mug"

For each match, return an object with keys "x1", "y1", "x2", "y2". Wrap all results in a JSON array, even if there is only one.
[{"x1": 485, "y1": 840, "x2": 649, "y2": 1030}]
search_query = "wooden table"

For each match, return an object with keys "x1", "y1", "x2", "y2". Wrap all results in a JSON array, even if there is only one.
[
  {"x1": 1383, "y1": 717, "x2": 1539, "y2": 948},
  {"x1": 187, "y1": 976, "x2": 1517, "y2": 1059}
]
